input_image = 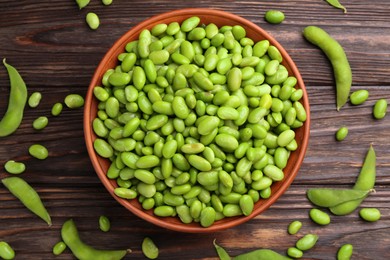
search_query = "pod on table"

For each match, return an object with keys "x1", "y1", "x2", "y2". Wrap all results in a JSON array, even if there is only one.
[
  {"x1": 0, "y1": 59, "x2": 28, "y2": 137},
  {"x1": 234, "y1": 248, "x2": 291, "y2": 260},
  {"x1": 303, "y1": 26, "x2": 351, "y2": 111},
  {"x1": 61, "y1": 219, "x2": 130, "y2": 260},
  {"x1": 307, "y1": 188, "x2": 371, "y2": 208},
  {"x1": 325, "y1": 0, "x2": 347, "y2": 13},
  {"x1": 213, "y1": 240, "x2": 231, "y2": 260},
  {"x1": 2, "y1": 177, "x2": 51, "y2": 226}
]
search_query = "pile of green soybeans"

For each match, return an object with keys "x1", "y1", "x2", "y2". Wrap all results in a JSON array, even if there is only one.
[{"x1": 92, "y1": 16, "x2": 307, "y2": 227}]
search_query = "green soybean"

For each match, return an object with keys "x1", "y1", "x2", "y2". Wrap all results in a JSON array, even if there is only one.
[
  {"x1": 0, "y1": 241, "x2": 15, "y2": 260},
  {"x1": 287, "y1": 247, "x2": 303, "y2": 259},
  {"x1": 29, "y1": 144, "x2": 49, "y2": 160},
  {"x1": 86, "y1": 12, "x2": 100, "y2": 30},
  {"x1": 359, "y1": 208, "x2": 381, "y2": 222},
  {"x1": 309, "y1": 208, "x2": 331, "y2": 225},
  {"x1": 61, "y1": 219, "x2": 129, "y2": 260},
  {"x1": 142, "y1": 237, "x2": 159, "y2": 259},
  {"x1": 336, "y1": 126, "x2": 348, "y2": 141},
  {"x1": 373, "y1": 99, "x2": 387, "y2": 119},
  {"x1": 102, "y1": 0, "x2": 113, "y2": 5},
  {"x1": 350, "y1": 89, "x2": 369, "y2": 105},
  {"x1": 4, "y1": 160, "x2": 26, "y2": 174},
  {"x1": 2, "y1": 177, "x2": 51, "y2": 226},
  {"x1": 32, "y1": 116, "x2": 48, "y2": 130},
  {"x1": 75, "y1": 0, "x2": 90, "y2": 9},
  {"x1": 303, "y1": 26, "x2": 351, "y2": 111},
  {"x1": 264, "y1": 10, "x2": 285, "y2": 24},
  {"x1": 337, "y1": 244, "x2": 353, "y2": 260},
  {"x1": 28, "y1": 92, "x2": 42, "y2": 108},
  {"x1": 99, "y1": 215, "x2": 111, "y2": 232},
  {"x1": 296, "y1": 234, "x2": 318, "y2": 251},
  {"x1": 51, "y1": 102, "x2": 63, "y2": 116},
  {"x1": 65, "y1": 94, "x2": 84, "y2": 108},
  {"x1": 53, "y1": 241, "x2": 67, "y2": 256},
  {"x1": 288, "y1": 220, "x2": 302, "y2": 235}
]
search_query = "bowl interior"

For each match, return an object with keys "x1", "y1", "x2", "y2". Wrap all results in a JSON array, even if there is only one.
[{"x1": 84, "y1": 8, "x2": 310, "y2": 233}]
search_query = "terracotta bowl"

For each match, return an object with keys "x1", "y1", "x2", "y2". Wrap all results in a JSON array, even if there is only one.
[{"x1": 84, "y1": 8, "x2": 310, "y2": 233}]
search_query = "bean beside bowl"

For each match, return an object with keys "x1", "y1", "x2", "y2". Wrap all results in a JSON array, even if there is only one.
[{"x1": 84, "y1": 8, "x2": 310, "y2": 233}]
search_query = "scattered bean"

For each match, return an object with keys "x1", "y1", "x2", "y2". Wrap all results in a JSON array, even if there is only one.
[
  {"x1": 102, "y1": 0, "x2": 113, "y2": 6},
  {"x1": 0, "y1": 241, "x2": 15, "y2": 260},
  {"x1": 335, "y1": 126, "x2": 348, "y2": 141},
  {"x1": 287, "y1": 247, "x2": 303, "y2": 258},
  {"x1": 52, "y1": 241, "x2": 67, "y2": 256},
  {"x1": 99, "y1": 215, "x2": 111, "y2": 232},
  {"x1": 373, "y1": 99, "x2": 387, "y2": 119},
  {"x1": 350, "y1": 89, "x2": 369, "y2": 105},
  {"x1": 359, "y1": 208, "x2": 381, "y2": 222},
  {"x1": 29, "y1": 144, "x2": 49, "y2": 160},
  {"x1": 264, "y1": 10, "x2": 285, "y2": 24},
  {"x1": 32, "y1": 116, "x2": 49, "y2": 130},
  {"x1": 288, "y1": 220, "x2": 302, "y2": 235},
  {"x1": 51, "y1": 102, "x2": 63, "y2": 116},
  {"x1": 337, "y1": 244, "x2": 353, "y2": 260},
  {"x1": 309, "y1": 208, "x2": 331, "y2": 225},
  {"x1": 142, "y1": 237, "x2": 159, "y2": 259},
  {"x1": 28, "y1": 92, "x2": 42, "y2": 108},
  {"x1": 65, "y1": 94, "x2": 85, "y2": 108},
  {"x1": 296, "y1": 234, "x2": 318, "y2": 251},
  {"x1": 86, "y1": 12, "x2": 100, "y2": 30},
  {"x1": 4, "y1": 160, "x2": 26, "y2": 174}
]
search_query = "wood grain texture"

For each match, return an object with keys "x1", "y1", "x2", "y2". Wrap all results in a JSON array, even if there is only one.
[{"x1": 0, "y1": 0, "x2": 389, "y2": 259}]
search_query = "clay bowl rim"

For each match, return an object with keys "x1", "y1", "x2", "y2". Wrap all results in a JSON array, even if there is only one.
[{"x1": 84, "y1": 8, "x2": 310, "y2": 233}]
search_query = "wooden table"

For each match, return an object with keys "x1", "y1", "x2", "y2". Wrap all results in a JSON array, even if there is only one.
[{"x1": 1, "y1": 1, "x2": 389, "y2": 259}]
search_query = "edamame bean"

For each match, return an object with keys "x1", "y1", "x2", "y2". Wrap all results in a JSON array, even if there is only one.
[
  {"x1": 86, "y1": 12, "x2": 100, "y2": 30},
  {"x1": 337, "y1": 244, "x2": 353, "y2": 260},
  {"x1": 4, "y1": 160, "x2": 26, "y2": 174},
  {"x1": 0, "y1": 241, "x2": 15, "y2": 260},
  {"x1": 303, "y1": 26, "x2": 351, "y2": 110},
  {"x1": 287, "y1": 247, "x2": 303, "y2": 259},
  {"x1": 288, "y1": 220, "x2": 302, "y2": 235},
  {"x1": 53, "y1": 241, "x2": 67, "y2": 256},
  {"x1": 309, "y1": 208, "x2": 331, "y2": 225},
  {"x1": 296, "y1": 234, "x2": 318, "y2": 251},
  {"x1": 28, "y1": 92, "x2": 42, "y2": 108},
  {"x1": 359, "y1": 208, "x2": 381, "y2": 222},
  {"x1": 264, "y1": 10, "x2": 285, "y2": 24},
  {"x1": 373, "y1": 99, "x2": 387, "y2": 119},
  {"x1": 336, "y1": 126, "x2": 348, "y2": 141},
  {"x1": 99, "y1": 215, "x2": 111, "y2": 232},
  {"x1": 51, "y1": 102, "x2": 63, "y2": 116},
  {"x1": 142, "y1": 237, "x2": 159, "y2": 259},
  {"x1": 65, "y1": 94, "x2": 84, "y2": 108},
  {"x1": 350, "y1": 89, "x2": 369, "y2": 105},
  {"x1": 102, "y1": 0, "x2": 113, "y2": 5},
  {"x1": 29, "y1": 144, "x2": 49, "y2": 160},
  {"x1": 32, "y1": 116, "x2": 48, "y2": 130}
]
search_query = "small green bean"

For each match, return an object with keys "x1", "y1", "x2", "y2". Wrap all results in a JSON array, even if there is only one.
[
  {"x1": 359, "y1": 208, "x2": 381, "y2": 222},
  {"x1": 296, "y1": 234, "x2": 318, "y2": 251},
  {"x1": 65, "y1": 94, "x2": 84, "y2": 108},
  {"x1": 350, "y1": 89, "x2": 369, "y2": 105},
  {"x1": 32, "y1": 116, "x2": 48, "y2": 130},
  {"x1": 51, "y1": 102, "x2": 63, "y2": 116},
  {"x1": 99, "y1": 215, "x2": 111, "y2": 232},
  {"x1": 29, "y1": 144, "x2": 49, "y2": 160},
  {"x1": 288, "y1": 220, "x2": 302, "y2": 235},
  {"x1": 287, "y1": 247, "x2": 303, "y2": 258},
  {"x1": 373, "y1": 99, "x2": 387, "y2": 119},
  {"x1": 337, "y1": 244, "x2": 353, "y2": 260},
  {"x1": 102, "y1": 0, "x2": 113, "y2": 5},
  {"x1": 4, "y1": 160, "x2": 26, "y2": 174},
  {"x1": 53, "y1": 241, "x2": 67, "y2": 256},
  {"x1": 335, "y1": 126, "x2": 348, "y2": 141},
  {"x1": 86, "y1": 12, "x2": 100, "y2": 30},
  {"x1": 28, "y1": 92, "x2": 42, "y2": 108},
  {"x1": 264, "y1": 10, "x2": 285, "y2": 24},
  {"x1": 309, "y1": 208, "x2": 331, "y2": 225},
  {"x1": 142, "y1": 237, "x2": 159, "y2": 259},
  {"x1": 0, "y1": 241, "x2": 15, "y2": 260}
]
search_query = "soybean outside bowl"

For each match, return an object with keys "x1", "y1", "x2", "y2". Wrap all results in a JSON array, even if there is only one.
[{"x1": 84, "y1": 8, "x2": 310, "y2": 233}]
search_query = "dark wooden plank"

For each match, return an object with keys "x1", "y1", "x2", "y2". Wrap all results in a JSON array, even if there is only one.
[{"x1": 0, "y1": 0, "x2": 390, "y2": 259}]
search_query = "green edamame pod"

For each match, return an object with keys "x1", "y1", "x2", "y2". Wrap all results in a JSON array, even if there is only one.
[
  {"x1": 2, "y1": 177, "x2": 51, "y2": 226},
  {"x1": 307, "y1": 188, "x2": 371, "y2": 208},
  {"x1": 61, "y1": 219, "x2": 129, "y2": 260},
  {"x1": 213, "y1": 240, "x2": 231, "y2": 260},
  {"x1": 325, "y1": 0, "x2": 347, "y2": 13},
  {"x1": 234, "y1": 249, "x2": 291, "y2": 260},
  {"x1": 0, "y1": 59, "x2": 28, "y2": 137},
  {"x1": 303, "y1": 26, "x2": 351, "y2": 111},
  {"x1": 330, "y1": 145, "x2": 376, "y2": 215}
]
